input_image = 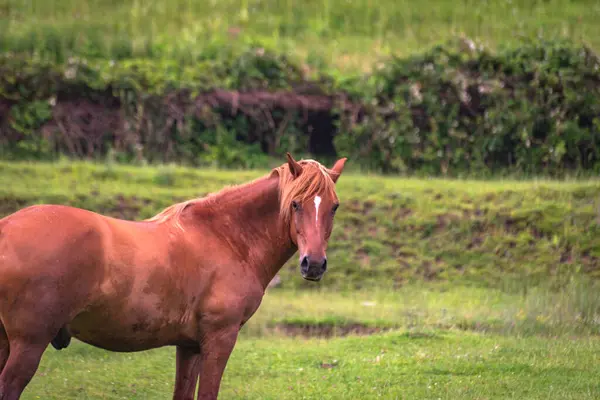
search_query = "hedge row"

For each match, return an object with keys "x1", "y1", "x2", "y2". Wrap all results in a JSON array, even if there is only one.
[{"x1": 1, "y1": 39, "x2": 600, "y2": 175}]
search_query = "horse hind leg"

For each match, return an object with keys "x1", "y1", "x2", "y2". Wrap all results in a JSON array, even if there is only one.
[
  {"x1": 0, "y1": 323, "x2": 7, "y2": 374},
  {"x1": 0, "y1": 337, "x2": 47, "y2": 400},
  {"x1": 0, "y1": 315, "x2": 64, "y2": 399}
]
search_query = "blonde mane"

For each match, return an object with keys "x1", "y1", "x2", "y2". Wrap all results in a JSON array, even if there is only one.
[{"x1": 146, "y1": 159, "x2": 338, "y2": 229}]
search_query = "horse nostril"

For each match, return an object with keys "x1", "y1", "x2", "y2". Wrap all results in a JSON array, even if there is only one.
[
  {"x1": 322, "y1": 258, "x2": 328, "y2": 271},
  {"x1": 300, "y1": 255, "x2": 309, "y2": 270}
]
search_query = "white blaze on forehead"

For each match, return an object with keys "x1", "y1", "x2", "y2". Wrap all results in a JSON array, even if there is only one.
[{"x1": 314, "y1": 196, "x2": 322, "y2": 224}]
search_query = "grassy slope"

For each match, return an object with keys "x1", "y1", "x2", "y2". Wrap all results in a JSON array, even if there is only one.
[
  {"x1": 2, "y1": 0, "x2": 600, "y2": 72},
  {"x1": 23, "y1": 288, "x2": 600, "y2": 399},
  {"x1": 1, "y1": 160, "x2": 599, "y2": 288}
]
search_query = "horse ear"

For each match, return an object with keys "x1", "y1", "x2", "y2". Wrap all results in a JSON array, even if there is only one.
[
  {"x1": 286, "y1": 152, "x2": 303, "y2": 178},
  {"x1": 329, "y1": 157, "x2": 347, "y2": 183}
]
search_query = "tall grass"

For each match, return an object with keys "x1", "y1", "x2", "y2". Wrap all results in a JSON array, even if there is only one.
[
  {"x1": 245, "y1": 278, "x2": 600, "y2": 338},
  {"x1": 2, "y1": 0, "x2": 599, "y2": 72}
]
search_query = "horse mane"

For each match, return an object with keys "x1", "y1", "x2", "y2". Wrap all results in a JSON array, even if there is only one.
[
  {"x1": 145, "y1": 159, "x2": 338, "y2": 229},
  {"x1": 145, "y1": 201, "x2": 193, "y2": 227}
]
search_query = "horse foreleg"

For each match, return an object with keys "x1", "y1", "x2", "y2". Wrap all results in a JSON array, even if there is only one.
[
  {"x1": 0, "y1": 339, "x2": 47, "y2": 400},
  {"x1": 196, "y1": 327, "x2": 240, "y2": 400},
  {"x1": 172, "y1": 345, "x2": 201, "y2": 400}
]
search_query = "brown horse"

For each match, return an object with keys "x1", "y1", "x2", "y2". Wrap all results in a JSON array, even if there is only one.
[{"x1": 0, "y1": 153, "x2": 347, "y2": 400}]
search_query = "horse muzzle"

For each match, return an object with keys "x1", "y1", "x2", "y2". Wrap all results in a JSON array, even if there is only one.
[{"x1": 300, "y1": 254, "x2": 327, "y2": 281}]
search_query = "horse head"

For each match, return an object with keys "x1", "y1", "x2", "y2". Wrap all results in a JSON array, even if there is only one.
[{"x1": 278, "y1": 153, "x2": 347, "y2": 281}]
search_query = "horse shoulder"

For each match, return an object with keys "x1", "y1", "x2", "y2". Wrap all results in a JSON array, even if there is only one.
[{"x1": 194, "y1": 271, "x2": 264, "y2": 331}]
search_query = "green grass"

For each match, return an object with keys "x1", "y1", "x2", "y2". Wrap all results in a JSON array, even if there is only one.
[
  {"x1": 27, "y1": 332, "x2": 600, "y2": 399},
  {"x1": 22, "y1": 288, "x2": 600, "y2": 399},
  {"x1": 2, "y1": 0, "x2": 600, "y2": 72},
  {"x1": 2, "y1": 160, "x2": 599, "y2": 398},
  {"x1": 1, "y1": 160, "x2": 599, "y2": 289}
]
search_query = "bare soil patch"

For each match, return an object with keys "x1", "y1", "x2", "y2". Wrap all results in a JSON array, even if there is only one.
[{"x1": 273, "y1": 322, "x2": 390, "y2": 338}]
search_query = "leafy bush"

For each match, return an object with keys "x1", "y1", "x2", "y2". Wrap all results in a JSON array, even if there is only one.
[
  {"x1": 336, "y1": 39, "x2": 600, "y2": 175},
  {"x1": 1, "y1": 39, "x2": 600, "y2": 175}
]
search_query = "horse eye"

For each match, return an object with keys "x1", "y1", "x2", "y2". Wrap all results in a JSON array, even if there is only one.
[
  {"x1": 332, "y1": 204, "x2": 340, "y2": 214},
  {"x1": 292, "y1": 201, "x2": 299, "y2": 211}
]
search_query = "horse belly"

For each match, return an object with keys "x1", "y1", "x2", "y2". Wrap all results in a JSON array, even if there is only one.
[{"x1": 68, "y1": 301, "x2": 195, "y2": 352}]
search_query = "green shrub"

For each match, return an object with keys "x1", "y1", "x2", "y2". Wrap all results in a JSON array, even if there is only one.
[
  {"x1": 336, "y1": 39, "x2": 600, "y2": 175},
  {"x1": 1, "y1": 39, "x2": 600, "y2": 175}
]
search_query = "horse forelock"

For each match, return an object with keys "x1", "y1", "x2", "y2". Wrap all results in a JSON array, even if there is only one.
[{"x1": 274, "y1": 160, "x2": 338, "y2": 227}]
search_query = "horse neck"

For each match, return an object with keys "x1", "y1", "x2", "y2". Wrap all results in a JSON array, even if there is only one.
[{"x1": 186, "y1": 174, "x2": 296, "y2": 289}]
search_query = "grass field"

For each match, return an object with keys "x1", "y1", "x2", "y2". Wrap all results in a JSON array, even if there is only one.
[
  {"x1": 27, "y1": 331, "x2": 600, "y2": 399},
  {"x1": 1, "y1": 160, "x2": 599, "y2": 398},
  {"x1": 21, "y1": 288, "x2": 600, "y2": 399},
  {"x1": 2, "y1": 0, "x2": 600, "y2": 72}
]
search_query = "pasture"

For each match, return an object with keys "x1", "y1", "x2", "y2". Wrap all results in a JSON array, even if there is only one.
[
  {"x1": 22, "y1": 289, "x2": 600, "y2": 399},
  {"x1": 1, "y1": 161, "x2": 599, "y2": 399}
]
